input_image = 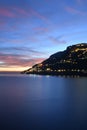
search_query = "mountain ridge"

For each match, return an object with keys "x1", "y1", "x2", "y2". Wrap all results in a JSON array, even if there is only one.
[{"x1": 22, "y1": 43, "x2": 87, "y2": 76}]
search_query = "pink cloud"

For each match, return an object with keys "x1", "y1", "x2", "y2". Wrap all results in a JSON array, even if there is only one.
[
  {"x1": 0, "y1": 53, "x2": 45, "y2": 68},
  {"x1": 13, "y1": 7, "x2": 30, "y2": 16},
  {"x1": 0, "y1": 7, "x2": 30, "y2": 18},
  {"x1": 30, "y1": 9, "x2": 50, "y2": 24},
  {"x1": 0, "y1": 8, "x2": 15, "y2": 17},
  {"x1": 65, "y1": 6, "x2": 86, "y2": 15},
  {"x1": 76, "y1": 0, "x2": 84, "y2": 5}
]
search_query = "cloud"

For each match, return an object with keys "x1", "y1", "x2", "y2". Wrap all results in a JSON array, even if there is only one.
[
  {"x1": 0, "y1": 5, "x2": 49, "y2": 23},
  {"x1": 49, "y1": 36, "x2": 67, "y2": 44},
  {"x1": 0, "y1": 47, "x2": 45, "y2": 56},
  {"x1": 0, "y1": 6, "x2": 51, "y2": 33},
  {"x1": 33, "y1": 27, "x2": 49, "y2": 34},
  {"x1": 0, "y1": 38, "x2": 24, "y2": 44},
  {"x1": 0, "y1": 8, "x2": 15, "y2": 18},
  {"x1": 0, "y1": 46, "x2": 47, "y2": 71},
  {"x1": 0, "y1": 21, "x2": 7, "y2": 30},
  {"x1": 0, "y1": 21, "x2": 6, "y2": 26},
  {"x1": 0, "y1": 6, "x2": 30, "y2": 18},
  {"x1": 30, "y1": 8, "x2": 50, "y2": 24},
  {"x1": 0, "y1": 7, "x2": 31, "y2": 32},
  {"x1": 76, "y1": 0, "x2": 83, "y2": 5},
  {"x1": 33, "y1": 27, "x2": 48, "y2": 31},
  {"x1": 56, "y1": 30, "x2": 87, "y2": 42},
  {"x1": 65, "y1": 6, "x2": 86, "y2": 15},
  {"x1": 13, "y1": 7, "x2": 30, "y2": 17},
  {"x1": 0, "y1": 52, "x2": 45, "y2": 69},
  {"x1": 77, "y1": 0, "x2": 82, "y2": 4}
]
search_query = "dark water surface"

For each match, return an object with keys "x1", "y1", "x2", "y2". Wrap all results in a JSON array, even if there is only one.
[{"x1": 0, "y1": 73, "x2": 87, "y2": 130}]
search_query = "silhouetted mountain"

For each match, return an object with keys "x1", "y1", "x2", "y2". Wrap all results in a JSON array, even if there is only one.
[{"x1": 23, "y1": 43, "x2": 87, "y2": 76}]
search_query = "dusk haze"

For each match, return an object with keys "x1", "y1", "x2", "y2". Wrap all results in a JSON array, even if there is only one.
[{"x1": 0, "y1": 0, "x2": 87, "y2": 71}]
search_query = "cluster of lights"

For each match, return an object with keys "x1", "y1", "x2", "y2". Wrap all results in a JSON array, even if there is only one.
[
  {"x1": 28, "y1": 66, "x2": 87, "y2": 73},
  {"x1": 27, "y1": 44, "x2": 87, "y2": 74}
]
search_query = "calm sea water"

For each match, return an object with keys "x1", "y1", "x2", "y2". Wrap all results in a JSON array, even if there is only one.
[{"x1": 0, "y1": 73, "x2": 87, "y2": 130}]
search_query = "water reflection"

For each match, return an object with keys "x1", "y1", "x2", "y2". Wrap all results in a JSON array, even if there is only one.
[{"x1": 0, "y1": 75, "x2": 87, "y2": 130}]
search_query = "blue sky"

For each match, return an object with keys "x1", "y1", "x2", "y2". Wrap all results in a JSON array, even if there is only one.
[{"x1": 0, "y1": 0, "x2": 87, "y2": 71}]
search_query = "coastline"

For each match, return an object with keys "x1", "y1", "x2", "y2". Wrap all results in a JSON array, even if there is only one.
[{"x1": 22, "y1": 71, "x2": 87, "y2": 77}]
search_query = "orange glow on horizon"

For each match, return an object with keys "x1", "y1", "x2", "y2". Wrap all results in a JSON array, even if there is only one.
[{"x1": 0, "y1": 66, "x2": 30, "y2": 72}]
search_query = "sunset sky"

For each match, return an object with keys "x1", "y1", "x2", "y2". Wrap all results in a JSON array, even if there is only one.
[{"x1": 0, "y1": 0, "x2": 87, "y2": 72}]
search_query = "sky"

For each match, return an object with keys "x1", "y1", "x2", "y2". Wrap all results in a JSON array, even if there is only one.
[{"x1": 0, "y1": 0, "x2": 87, "y2": 72}]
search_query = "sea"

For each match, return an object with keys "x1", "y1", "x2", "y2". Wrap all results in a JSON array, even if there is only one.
[{"x1": 0, "y1": 72, "x2": 87, "y2": 130}]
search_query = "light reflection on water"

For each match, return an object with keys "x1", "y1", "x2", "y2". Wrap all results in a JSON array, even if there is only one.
[{"x1": 0, "y1": 74, "x2": 87, "y2": 130}]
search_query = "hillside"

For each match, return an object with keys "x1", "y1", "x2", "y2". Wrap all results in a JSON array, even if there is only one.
[{"x1": 23, "y1": 43, "x2": 87, "y2": 76}]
